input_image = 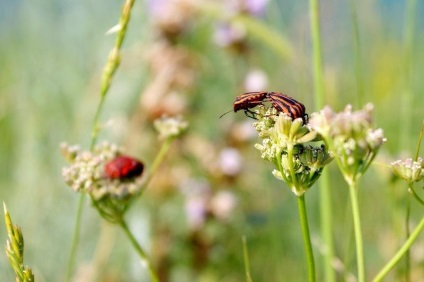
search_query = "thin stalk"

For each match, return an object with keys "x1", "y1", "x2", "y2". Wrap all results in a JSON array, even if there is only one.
[
  {"x1": 297, "y1": 194, "x2": 316, "y2": 282},
  {"x1": 309, "y1": 0, "x2": 325, "y2": 108},
  {"x1": 348, "y1": 0, "x2": 364, "y2": 107},
  {"x1": 119, "y1": 219, "x2": 159, "y2": 282},
  {"x1": 242, "y1": 236, "x2": 253, "y2": 282},
  {"x1": 137, "y1": 137, "x2": 173, "y2": 200},
  {"x1": 404, "y1": 196, "x2": 411, "y2": 282},
  {"x1": 65, "y1": 1, "x2": 136, "y2": 280},
  {"x1": 348, "y1": 180, "x2": 365, "y2": 282},
  {"x1": 372, "y1": 214, "x2": 424, "y2": 282},
  {"x1": 65, "y1": 195, "x2": 85, "y2": 282},
  {"x1": 309, "y1": 1, "x2": 334, "y2": 281}
]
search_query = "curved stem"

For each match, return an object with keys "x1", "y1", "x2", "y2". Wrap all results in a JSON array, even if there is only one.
[
  {"x1": 119, "y1": 219, "x2": 159, "y2": 282},
  {"x1": 408, "y1": 186, "x2": 424, "y2": 206},
  {"x1": 297, "y1": 194, "x2": 316, "y2": 282},
  {"x1": 348, "y1": 180, "x2": 365, "y2": 282},
  {"x1": 372, "y1": 215, "x2": 424, "y2": 282}
]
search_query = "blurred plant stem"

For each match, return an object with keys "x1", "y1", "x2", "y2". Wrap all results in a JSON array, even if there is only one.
[
  {"x1": 348, "y1": 0, "x2": 364, "y2": 107},
  {"x1": 309, "y1": 0, "x2": 335, "y2": 281},
  {"x1": 119, "y1": 218, "x2": 159, "y2": 282},
  {"x1": 401, "y1": 0, "x2": 419, "y2": 274},
  {"x1": 242, "y1": 236, "x2": 253, "y2": 282},
  {"x1": 372, "y1": 213, "x2": 424, "y2": 282},
  {"x1": 297, "y1": 195, "x2": 316, "y2": 282},
  {"x1": 404, "y1": 196, "x2": 411, "y2": 282},
  {"x1": 348, "y1": 180, "x2": 365, "y2": 282},
  {"x1": 399, "y1": 0, "x2": 417, "y2": 150},
  {"x1": 65, "y1": 0, "x2": 136, "y2": 281},
  {"x1": 137, "y1": 136, "x2": 174, "y2": 200}
]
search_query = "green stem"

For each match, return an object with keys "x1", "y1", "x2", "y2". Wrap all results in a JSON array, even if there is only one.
[
  {"x1": 297, "y1": 194, "x2": 316, "y2": 282},
  {"x1": 65, "y1": 195, "x2": 85, "y2": 282},
  {"x1": 150, "y1": 137, "x2": 173, "y2": 175},
  {"x1": 242, "y1": 236, "x2": 253, "y2": 282},
  {"x1": 409, "y1": 186, "x2": 424, "y2": 206},
  {"x1": 65, "y1": 1, "x2": 136, "y2": 280},
  {"x1": 309, "y1": 0, "x2": 325, "y2": 108},
  {"x1": 287, "y1": 143, "x2": 299, "y2": 189},
  {"x1": 348, "y1": 0, "x2": 364, "y2": 107},
  {"x1": 319, "y1": 171, "x2": 335, "y2": 280},
  {"x1": 348, "y1": 180, "x2": 365, "y2": 282},
  {"x1": 399, "y1": 0, "x2": 417, "y2": 150},
  {"x1": 137, "y1": 137, "x2": 173, "y2": 200},
  {"x1": 119, "y1": 219, "x2": 159, "y2": 282},
  {"x1": 309, "y1": 1, "x2": 334, "y2": 281},
  {"x1": 372, "y1": 215, "x2": 424, "y2": 282},
  {"x1": 404, "y1": 196, "x2": 411, "y2": 282}
]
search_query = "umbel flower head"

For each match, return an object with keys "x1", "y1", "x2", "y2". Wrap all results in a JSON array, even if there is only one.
[
  {"x1": 391, "y1": 157, "x2": 424, "y2": 185},
  {"x1": 309, "y1": 104, "x2": 386, "y2": 184},
  {"x1": 154, "y1": 115, "x2": 188, "y2": 140},
  {"x1": 61, "y1": 142, "x2": 145, "y2": 222},
  {"x1": 254, "y1": 107, "x2": 333, "y2": 196}
]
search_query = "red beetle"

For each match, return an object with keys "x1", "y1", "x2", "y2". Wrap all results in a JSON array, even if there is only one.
[{"x1": 104, "y1": 155, "x2": 144, "y2": 180}]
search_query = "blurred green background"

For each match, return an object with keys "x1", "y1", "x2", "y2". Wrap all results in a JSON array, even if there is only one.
[{"x1": 1, "y1": 0, "x2": 423, "y2": 281}]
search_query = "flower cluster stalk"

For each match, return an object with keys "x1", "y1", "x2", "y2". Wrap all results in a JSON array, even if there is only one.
[
  {"x1": 348, "y1": 181, "x2": 364, "y2": 282},
  {"x1": 297, "y1": 195, "x2": 316, "y2": 282},
  {"x1": 119, "y1": 219, "x2": 159, "y2": 282}
]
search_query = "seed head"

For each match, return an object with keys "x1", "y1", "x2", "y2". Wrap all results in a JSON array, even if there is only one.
[
  {"x1": 391, "y1": 157, "x2": 424, "y2": 185},
  {"x1": 154, "y1": 115, "x2": 188, "y2": 140}
]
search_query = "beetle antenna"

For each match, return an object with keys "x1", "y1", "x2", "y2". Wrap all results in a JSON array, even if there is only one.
[{"x1": 219, "y1": 109, "x2": 234, "y2": 118}]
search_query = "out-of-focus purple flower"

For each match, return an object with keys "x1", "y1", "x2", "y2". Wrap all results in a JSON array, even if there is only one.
[
  {"x1": 180, "y1": 179, "x2": 211, "y2": 230},
  {"x1": 244, "y1": 0, "x2": 269, "y2": 16},
  {"x1": 213, "y1": 23, "x2": 246, "y2": 48},
  {"x1": 218, "y1": 148, "x2": 242, "y2": 176},
  {"x1": 244, "y1": 69, "x2": 268, "y2": 92}
]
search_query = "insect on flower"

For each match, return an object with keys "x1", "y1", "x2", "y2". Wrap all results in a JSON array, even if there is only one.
[
  {"x1": 220, "y1": 91, "x2": 268, "y2": 119},
  {"x1": 220, "y1": 91, "x2": 308, "y2": 123},
  {"x1": 267, "y1": 92, "x2": 308, "y2": 124},
  {"x1": 104, "y1": 155, "x2": 144, "y2": 180}
]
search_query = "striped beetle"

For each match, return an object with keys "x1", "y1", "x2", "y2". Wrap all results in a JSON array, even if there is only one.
[
  {"x1": 266, "y1": 92, "x2": 308, "y2": 123},
  {"x1": 221, "y1": 91, "x2": 308, "y2": 123}
]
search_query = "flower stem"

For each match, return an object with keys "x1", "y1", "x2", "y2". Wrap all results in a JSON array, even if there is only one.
[
  {"x1": 119, "y1": 219, "x2": 159, "y2": 282},
  {"x1": 297, "y1": 194, "x2": 316, "y2": 282},
  {"x1": 348, "y1": 180, "x2": 365, "y2": 282},
  {"x1": 372, "y1": 214, "x2": 424, "y2": 282},
  {"x1": 65, "y1": 195, "x2": 85, "y2": 282},
  {"x1": 65, "y1": 1, "x2": 136, "y2": 280},
  {"x1": 404, "y1": 195, "x2": 411, "y2": 282},
  {"x1": 242, "y1": 236, "x2": 253, "y2": 282}
]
